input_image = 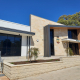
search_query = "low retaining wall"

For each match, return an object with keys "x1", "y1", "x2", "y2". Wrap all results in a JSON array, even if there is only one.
[{"x1": 3, "y1": 56, "x2": 80, "y2": 80}]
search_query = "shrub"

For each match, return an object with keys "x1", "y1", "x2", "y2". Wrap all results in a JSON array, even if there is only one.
[
  {"x1": 28, "y1": 48, "x2": 39, "y2": 61},
  {"x1": 65, "y1": 48, "x2": 74, "y2": 56}
]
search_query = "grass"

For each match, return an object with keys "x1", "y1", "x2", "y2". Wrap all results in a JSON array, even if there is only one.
[{"x1": 11, "y1": 62, "x2": 14, "y2": 64}]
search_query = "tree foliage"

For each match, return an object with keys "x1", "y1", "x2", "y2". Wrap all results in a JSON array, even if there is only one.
[{"x1": 57, "y1": 12, "x2": 80, "y2": 26}]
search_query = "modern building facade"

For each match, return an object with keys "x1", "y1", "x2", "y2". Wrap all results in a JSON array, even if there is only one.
[
  {"x1": 0, "y1": 15, "x2": 80, "y2": 57},
  {"x1": 0, "y1": 19, "x2": 35, "y2": 57},
  {"x1": 30, "y1": 15, "x2": 80, "y2": 57}
]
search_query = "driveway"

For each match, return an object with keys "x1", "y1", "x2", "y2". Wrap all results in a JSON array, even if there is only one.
[{"x1": 19, "y1": 66, "x2": 80, "y2": 80}]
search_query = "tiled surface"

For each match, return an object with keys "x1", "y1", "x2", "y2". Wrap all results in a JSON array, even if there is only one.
[{"x1": 0, "y1": 72, "x2": 9, "y2": 80}]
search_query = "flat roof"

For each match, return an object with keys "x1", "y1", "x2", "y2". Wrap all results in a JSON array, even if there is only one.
[
  {"x1": 48, "y1": 25, "x2": 80, "y2": 28},
  {"x1": 0, "y1": 26, "x2": 35, "y2": 36}
]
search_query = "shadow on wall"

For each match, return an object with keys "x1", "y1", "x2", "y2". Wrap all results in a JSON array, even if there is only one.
[
  {"x1": 62, "y1": 41, "x2": 67, "y2": 49},
  {"x1": 31, "y1": 36, "x2": 34, "y2": 46}
]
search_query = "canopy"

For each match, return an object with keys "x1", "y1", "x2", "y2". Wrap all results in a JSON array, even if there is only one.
[
  {"x1": 62, "y1": 38, "x2": 80, "y2": 43},
  {"x1": 0, "y1": 26, "x2": 35, "y2": 36}
]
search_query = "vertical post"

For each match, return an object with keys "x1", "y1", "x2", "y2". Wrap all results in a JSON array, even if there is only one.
[
  {"x1": 0, "y1": 51, "x2": 1, "y2": 62},
  {"x1": 67, "y1": 42, "x2": 69, "y2": 56},
  {"x1": 29, "y1": 36, "x2": 31, "y2": 62},
  {"x1": 27, "y1": 36, "x2": 28, "y2": 59},
  {"x1": 0, "y1": 51, "x2": 2, "y2": 73}
]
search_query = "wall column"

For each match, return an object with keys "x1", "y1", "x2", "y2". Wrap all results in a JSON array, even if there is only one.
[
  {"x1": 77, "y1": 29, "x2": 80, "y2": 55},
  {"x1": 21, "y1": 36, "x2": 27, "y2": 56},
  {"x1": 44, "y1": 26, "x2": 51, "y2": 57}
]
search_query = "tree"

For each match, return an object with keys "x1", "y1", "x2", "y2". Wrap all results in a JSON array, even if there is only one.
[{"x1": 57, "y1": 12, "x2": 80, "y2": 26}]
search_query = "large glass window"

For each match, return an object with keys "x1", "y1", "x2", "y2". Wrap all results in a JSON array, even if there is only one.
[
  {"x1": 68, "y1": 30, "x2": 79, "y2": 55},
  {"x1": 68, "y1": 30, "x2": 77, "y2": 39},
  {"x1": 0, "y1": 33, "x2": 21, "y2": 56}
]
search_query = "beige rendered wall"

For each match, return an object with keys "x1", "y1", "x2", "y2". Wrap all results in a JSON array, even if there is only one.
[{"x1": 30, "y1": 14, "x2": 68, "y2": 56}]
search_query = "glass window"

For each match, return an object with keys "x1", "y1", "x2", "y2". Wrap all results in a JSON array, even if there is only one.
[
  {"x1": 0, "y1": 33, "x2": 21, "y2": 56},
  {"x1": 68, "y1": 30, "x2": 77, "y2": 39},
  {"x1": 0, "y1": 34, "x2": 7, "y2": 41}
]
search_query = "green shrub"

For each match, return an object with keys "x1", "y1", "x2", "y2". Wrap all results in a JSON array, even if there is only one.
[
  {"x1": 28, "y1": 48, "x2": 39, "y2": 61},
  {"x1": 65, "y1": 48, "x2": 74, "y2": 56}
]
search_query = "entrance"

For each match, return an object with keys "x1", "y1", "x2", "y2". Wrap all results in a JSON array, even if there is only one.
[
  {"x1": 50, "y1": 29, "x2": 54, "y2": 55},
  {"x1": 0, "y1": 33, "x2": 21, "y2": 56},
  {"x1": 69, "y1": 43, "x2": 79, "y2": 55},
  {"x1": 68, "y1": 30, "x2": 79, "y2": 55}
]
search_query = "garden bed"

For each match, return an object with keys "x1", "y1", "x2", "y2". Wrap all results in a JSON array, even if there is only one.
[
  {"x1": 4, "y1": 56, "x2": 80, "y2": 80},
  {"x1": 11, "y1": 59, "x2": 60, "y2": 65}
]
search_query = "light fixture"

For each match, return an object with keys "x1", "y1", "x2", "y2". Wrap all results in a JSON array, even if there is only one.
[{"x1": 36, "y1": 39, "x2": 39, "y2": 42}]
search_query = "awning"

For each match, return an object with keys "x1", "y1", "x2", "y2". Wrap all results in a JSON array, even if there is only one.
[
  {"x1": 62, "y1": 38, "x2": 80, "y2": 43},
  {"x1": 0, "y1": 26, "x2": 35, "y2": 36}
]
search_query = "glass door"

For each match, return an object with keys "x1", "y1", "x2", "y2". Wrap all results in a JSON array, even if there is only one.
[{"x1": 50, "y1": 29, "x2": 54, "y2": 55}]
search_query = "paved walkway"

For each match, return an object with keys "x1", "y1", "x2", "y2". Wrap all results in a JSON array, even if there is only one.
[
  {"x1": 0, "y1": 72, "x2": 9, "y2": 80},
  {"x1": 19, "y1": 66, "x2": 80, "y2": 80},
  {"x1": 1, "y1": 65, "x2": 80, "y2": 80}
]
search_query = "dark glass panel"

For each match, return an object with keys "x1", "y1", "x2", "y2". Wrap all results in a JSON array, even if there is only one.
[
  {"x1": 8, "y1": 35, "x2": 14, "y2": 42},
  {"x1": 68, "y1": 30, "x2": 79, "y2": 55},
  {"x1": 69, "y1": 43, "x2": 79, "y2": 55},
  {"x1": 0, "y1": 41, "x2": 3, "y2": 48},
  {"x1": 15, "y1": 36, "x2": 21, "y2": 48},
  {"x1": 0, "y1": 34, "x2": 7, "y2": 41},
  {"x1": 0, "y1": 33, "x2": 21, "y2": 56},
  {"x1": 68, "y1": 30, "x2": 77, "y2": 39},
  {"x1": 50, "y1": 29, "x2": 54, "y2": 55}
]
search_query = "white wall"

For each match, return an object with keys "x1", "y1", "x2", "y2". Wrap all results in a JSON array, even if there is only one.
[
  {"x1": 0, "y1": 19, "x2": 30, "y2": 31},
  {"x1": 21, "y1": 36, "x2": 27, "y2": 56}
]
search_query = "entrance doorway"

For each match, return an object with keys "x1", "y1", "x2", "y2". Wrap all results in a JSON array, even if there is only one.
[
  {"x1": 69, "y1": 43, "x2": 79, "y2": 55},
  {"x1": 68, "y1": 30, "x2": 79, "y2": 55},
  {"x1": 50, "y1": 29, "x2": 54, "y2": 55}
]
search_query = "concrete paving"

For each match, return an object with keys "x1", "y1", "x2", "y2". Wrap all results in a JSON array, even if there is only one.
[
  {"x1": 0, "y1": 72, "x2": 9, "y2": 80},
  {"x1": 19, "y1": 66, "x2": 80, "y2": 80}
]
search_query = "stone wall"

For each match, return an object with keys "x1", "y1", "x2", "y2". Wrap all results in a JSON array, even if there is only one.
[
  {"x1": 3, "y1": 56, "x2": 80, "y2": 80},
  {"x1": 30, "y1": 14, "x2": 65, "y2": 56},
  {"x1": 54, "y1": 29, "x2": 68, "y2": 56}
]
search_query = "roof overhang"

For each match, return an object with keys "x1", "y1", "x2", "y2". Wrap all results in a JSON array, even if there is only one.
[
  {"x1": 48, "y1": 25, "x2": 80, "y2": 29},
  {"x1": 0, "y1": 26, "x2": 35, "y2": 36},
  {"x1": 62, "y1": 38, "x2": 80, "y2": 43}
]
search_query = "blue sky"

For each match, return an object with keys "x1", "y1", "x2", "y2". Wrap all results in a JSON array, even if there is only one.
[{"x1": 0, "y1": 0, "x2": 80, "y2": 25}]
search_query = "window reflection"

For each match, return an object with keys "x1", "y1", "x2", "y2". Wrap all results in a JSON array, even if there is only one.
[{"x1": 0, "y1": 33, "x2": 21, "y2": 56}]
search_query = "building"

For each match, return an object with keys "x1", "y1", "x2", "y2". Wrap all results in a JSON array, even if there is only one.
[
  {"x1": 30, "y1": 15, "x2": 80, "y2": 57},
  {"x1": 0, "y1": 19, "x2": 35, "y2": 57},
  {"x1": 0, "y1": 14, "x2": 80, "y2": 57}
]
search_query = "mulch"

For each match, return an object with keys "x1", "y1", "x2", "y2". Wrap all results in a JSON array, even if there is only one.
[{"x1": 11, "y1": 59, "x2": 60, "y2": 65}]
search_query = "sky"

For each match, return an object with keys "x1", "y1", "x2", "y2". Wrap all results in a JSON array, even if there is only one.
[{"x1": 0, "y1": 0, "x2": 80, "y2": 26}]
